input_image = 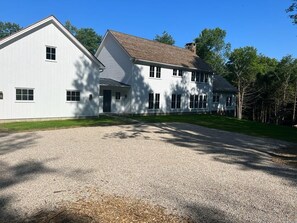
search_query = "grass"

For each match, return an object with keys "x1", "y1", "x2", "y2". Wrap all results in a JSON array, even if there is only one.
[
  {"x1": 133, "y1": 114, "x2": 297, "y2": 143},
  {"x1": 0, "y1": 115, "x2": 133, "y2": 132}
]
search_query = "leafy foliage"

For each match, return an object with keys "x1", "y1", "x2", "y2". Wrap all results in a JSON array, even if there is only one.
[
  {"x1": 0, "y1": 21, "x2": 22, "y2": 39},
  {"x1": 154, "y1": 31, "x2": 175, "y2": 45},
  {"x1": 286, "y1": 0, "x2": 297, "y2": 24},
  {"x1": 195, "y1": 28, "x2": 231, "y2": 75},
  {"x1": 64, "y1": 20, "x2": 102, "y2": 54}
]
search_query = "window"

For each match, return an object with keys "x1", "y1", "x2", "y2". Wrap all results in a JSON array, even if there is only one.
[
  {"x1": 173, "y1": 69, "x2": 177, "y2": 76},
  {"x1": 226, "y1": 96, "x2": 232, "y2": 107},
  {"x1": 150, "y1": 66, "x2": 155, "y2": 77},
  {"x1": 204, "y1": 73, "x2": 209, "y2": 83},
  {"x1": 190, "y1": 95, "x2": 194, "y2": 108},
  {"x1": 0, "y1": 91, "x2": 3, "y2": 99},
  {"x1": 213, "y1": 93, "x2": 220, "y2": 103},
  {"x1": 156, "y1": 67, "x2": 161, "y2": 78},
  {"x1": 191, "y1": 72, "x2": 196, "y2": 81},
  {"x1": 16, "y1": 88, "x2": 34, "y2": 101},
  {"x1": 178, "y1": 70, "x2": 183, "y2": 77},
  {"x1": 189, "y1": 94, "x2": 208, "y2": 109},
  {"x1": 171, "y1": 94, "x2": 181, "y2": 109},
  {"x1": 148, "y1": 93, "x2": 160, "y2": 109},
  {"x1": 116, "y1": 92, "x2": 121, "y2": 100},
  {"x1": 66, "y1": 90, "x2": 80, "y2": 101},
  {"x1": 46, "y1": 47, "x2": 56, "y2": 60}
]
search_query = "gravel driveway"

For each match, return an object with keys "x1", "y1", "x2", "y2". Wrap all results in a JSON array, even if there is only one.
[{"x1": 0, "y1": 123, "x2": 296, "y2": 222}]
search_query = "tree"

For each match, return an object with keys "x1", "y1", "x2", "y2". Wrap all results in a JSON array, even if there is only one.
[
  {"x1": 194, "y1": 28, "x2": 231, "y2": 75},
  {"x1": 227, "y1": 46, "x2": 259, "y2": 120},
  {"x1": 0, "y1": 22, "x2": 22, "y2": 39},
  {"x1": 286, "y1": 0, "x2": 297, "y2": 24},
  {"x1": 64, "y1": 21, "x2": 101, "y2": 55},
  {"x1": 154, "y1": 31, "x2": 175, "y2": 45}
]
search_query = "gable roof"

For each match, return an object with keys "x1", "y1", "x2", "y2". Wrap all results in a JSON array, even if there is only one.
[
  {"x1": 0, "y1": 15, "x2": 104, "y2": 69},
  {"x1": 104, "y1": 30, "x2": 212, "y2": 71},
  {"x1": 213, "y1": 75, "x2": 237, "y2": 93},
  {"x1": 100, "y1": 78, "x2": 130, "y2": 87}
]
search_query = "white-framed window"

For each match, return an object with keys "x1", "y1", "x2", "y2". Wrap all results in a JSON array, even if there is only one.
[
  {"x1": 16, "y1": 88, "x2": 34, "y2": 101},
  {"x1": 148, "y1": 93, "x2": 160, "y2": 109},
  {"x1": 191, "y1": 71, "x2": 209, "y2": 83},
  {"x1": 115, "y1": 92, "x2": 121, "y2": 100},
  {"x1": 189, "y1": 94, "x2": 207, "y2": 109},
  {"x1": 149, "y1": 66, "x2": 161, "y2": 78},
  {"x1": 213, "y1": 93, "x2": 220, "y2": 103},
  {"x1": 226, "y1": 95, "x2": 232, "y2": 107},
  {"x1": 171, "y1": 94, "x2": 181, "y2": 109},
  {"x1": 178, "y1": 70, "x2": 183, "y2": 77},
  {"x1": 66, "y1": 90, "x2": 80, "y2": 102},
  {"x1": 46, "y1": 46, "x2": 56, "y2": 61},
  {"x1": 0, "y1": 91, "x2": 3, "y2": 99}
]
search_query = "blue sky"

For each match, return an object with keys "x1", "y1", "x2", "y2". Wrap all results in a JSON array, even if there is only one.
[{"x1": 0, "y1": 0, "x2": 296, "y2": 60}]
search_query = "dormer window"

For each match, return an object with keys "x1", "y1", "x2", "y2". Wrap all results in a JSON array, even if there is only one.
[{"x1": 46, "y1": 46, "x2": 56, "y2": 61}]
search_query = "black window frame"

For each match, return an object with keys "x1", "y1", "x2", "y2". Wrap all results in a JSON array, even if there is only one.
[
  {"x1": 176, "y1": 94, "x2": 181, "y2": 108},
  {"x1": 213, "y1": 93, "x2": 220, "y2": 103},
  {"x1": 16, "y1": 88, "x2": 34, "y2": 101},
  {"x1": 191, "y1": 72, "x2": 196, "y2": 81},
  {"x1": 148, "y1": 93, "x2": 154, "y2": 109},
  {"x1": 46, "y1": 46, "x2": 56, "y2": 61},
  {"x1": 155, "y1": 93, "x2": 160, "y2": 109},
  {"x1": 171, "y1": 94, "x2": 176, "y2": 109},
  {"x1": 226, "y1": 95, "x2": 232, "y2": 107},
  {"x1": 190, "y1": 95, "x2": 194, "y2": 108},
  {"x1": 149, "y1": 66, "x2": 155, "y2": 77},
  {"x1": 66, "y1": 90, "x2": 80, "y2": 102},
  {"x1": 173, "y1": 69, "x2": 177, "y2": 76},
  {"x1": 178, "y1": 70, "x2": 183, "y2": 77}
]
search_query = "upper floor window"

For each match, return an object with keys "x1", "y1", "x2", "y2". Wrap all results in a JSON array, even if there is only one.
[
  {"x1": 115, "y1": 92, "x2": 121, "y2": 100},
  {"x1": 46, "y1": 46, "x2": 56, "y2": 61},
  {"x1": 178, "y1": 70, "x2": 183, "y2": 77},
  {"x1": 149, "y1": 66, "x2": 161, "y2": 78},
  {"x1": 173, "y1": 69, "x2": 177, "y2": 76},
  {"x1": 150, "y1": 66, "x2": 155, "y2": 77},
  {"x1": 66, "y1": 90, "x2": 80, "y2": 102},
  {"x1": 156, "y1": 67, "x2": 161, "y2": 78},
  {"x1": 16, "y1": 88, "x2": 34, "y2": 101},
  {"x1": 191, "y1": 71, "x2": 209, "y2": 83},
  {"x1": 0, "y1": 91, "x2": 3, "y2": 100}
]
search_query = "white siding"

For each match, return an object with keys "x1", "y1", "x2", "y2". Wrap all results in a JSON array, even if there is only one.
[
  {"x1": 0, "y1": 23, "x2": 100, "y2": 120},
  {"x1": 131, "y1": 64, "x2": 213, "y2": 114}
]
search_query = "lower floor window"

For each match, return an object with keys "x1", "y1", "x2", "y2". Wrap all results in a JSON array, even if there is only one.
[
  {"x1": 16, "y1": 88, "x2": 34, "y2": 101},
  {"x1": 189, "y1": 94, "x2": 207, "y2": 109},
  {"x1": 67, "y1": 90, "x2": 80, "y2": 101},
  {"x1": 213, "y1": 93, "x2": 220, "y2": 103},
  {"x1": 171, "y1": 94, "x2": 181, "y2": 109},
  {"x1": 226, "y1": 96, "x2": 232, "y2": 107},
  {"x1": 148, "y1": 93, "x2": 160, "y2": 109},
  {"x1": 115, "y1": 92, "x2": 121, "y2": 100}
]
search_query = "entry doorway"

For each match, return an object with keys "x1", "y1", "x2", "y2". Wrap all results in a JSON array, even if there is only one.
[{"x1": 103, "y1": 90, "x2": 111, "y2": 112}]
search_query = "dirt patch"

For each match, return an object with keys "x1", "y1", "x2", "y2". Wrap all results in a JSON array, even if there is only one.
[
  {"x1": 23, "y1": 195, "x2": 191, "y2": 223},
  {"x1": 271, "y1": 147, "x2": 297, "y2": 168}
]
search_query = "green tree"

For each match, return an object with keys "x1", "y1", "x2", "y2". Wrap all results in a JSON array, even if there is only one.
[
  {"x1": 194, "y1": 28, "x2": 231, "y2": 75},
  {"x1": 64, "y1": 21, "x2": 101, "y2": 55},
  {"x1": 227, "y1": 46, "x2": 259, "y2": 120},
  {"x1": 0, "y1": 21, "x2": 22, "y2": 39},
  {"x1": 286, "y1": 0, "x2": 297, "y2": 24},
  {"x1": 154, "y1": 31, "x2": 175, "y2": 45}
]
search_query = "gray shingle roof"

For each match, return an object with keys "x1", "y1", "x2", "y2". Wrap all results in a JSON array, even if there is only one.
[
  {"x1": 109, "y1": 30, "x2": 212, "y2": 71},
  {"x1": 100, "y1": 78, "x2": 130, "y2": 87},
  {"x1": 213, "y1": 75, "x2": 237, "y2": 93}
]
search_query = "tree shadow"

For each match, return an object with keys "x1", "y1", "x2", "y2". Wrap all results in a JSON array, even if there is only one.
[{"x1": 0, "y1": 132, "x2": 38, "y2": 156}]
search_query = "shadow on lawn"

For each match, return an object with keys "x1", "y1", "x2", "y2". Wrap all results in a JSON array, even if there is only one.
[{"x1": 107, "y1": 123, "x2": 297, "y2": 186}]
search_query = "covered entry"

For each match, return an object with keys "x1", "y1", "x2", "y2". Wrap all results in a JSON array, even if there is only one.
[{"x1": 99, "y1": 78, "x2": 130, "y2": 114}]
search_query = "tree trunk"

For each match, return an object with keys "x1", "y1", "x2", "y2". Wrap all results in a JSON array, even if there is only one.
[
  {"x1": 293, "y1": 80, "x2": 297, "y2": 124},
  {"x1": 237, "y1": 80, "x2": 242, "y2": 120}
]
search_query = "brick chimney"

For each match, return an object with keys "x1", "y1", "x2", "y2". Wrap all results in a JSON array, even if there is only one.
[{"x1": 185, "y1": 43, "x2": 196, "y2": 55}]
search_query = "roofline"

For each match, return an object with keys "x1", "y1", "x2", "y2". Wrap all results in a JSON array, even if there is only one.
[
  {"x1": 0, "y1": 15, "x2": 105, "y2": 69},
  {"x1": 134, "y1": 58, "x2": 213, "y2": 72}
]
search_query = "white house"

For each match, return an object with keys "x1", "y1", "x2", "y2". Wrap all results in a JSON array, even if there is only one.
[
  {"x1": 0, "y1": 16, "x2": 104, "y2": 120},
  {"x1": 96, "y1": 30, "x2": 236, "y2": 115}
]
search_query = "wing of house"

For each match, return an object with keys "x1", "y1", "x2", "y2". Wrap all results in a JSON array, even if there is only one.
[
  {"x1": 96, "y1": 30, "x2": 236, "y2": 114},
  {"x1": 0, "y1": 16, "x2": 104, "y2": 120}
]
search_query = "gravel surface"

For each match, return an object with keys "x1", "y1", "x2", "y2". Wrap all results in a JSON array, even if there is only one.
[{"x1": 0, "y1": 123, "x2": 296, "y2": 223}]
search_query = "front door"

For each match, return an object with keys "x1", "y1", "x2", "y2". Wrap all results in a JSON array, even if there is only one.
[{"x1": 103, "y1": 90, "x2": 112, "y2": 112}]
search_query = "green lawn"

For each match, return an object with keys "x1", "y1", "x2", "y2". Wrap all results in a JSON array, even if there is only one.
[
  {"x1": 133, "y1": 114, "x2": 297, "y2": 143},
  {"x1": 0, "y1": 115, "x2": 132, "y2": 132}
]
